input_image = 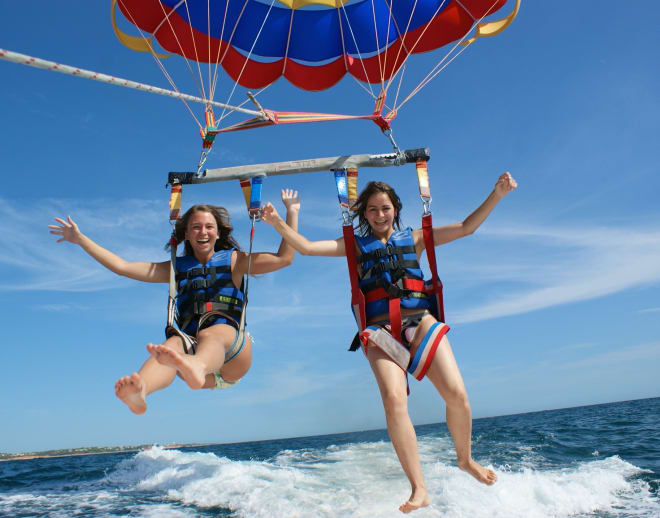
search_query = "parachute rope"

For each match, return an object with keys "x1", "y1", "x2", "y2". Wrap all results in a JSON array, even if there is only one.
[
  {"x1": 209, "y1": 0, "x2": 229, "y2": 100},
  {"x1": 336, "y1": 6, "x2": 376, "y2": 100},
  {"x1": 181, "y1": 0, "x2": 209, "y2": 102},
  {"x1": 368, "y1": 0, "x2": 385, "y2": 90},
  {"x1": 395, "y1": 0, "x2": 513, "y2": 112},
  {"x1": 151, "y1": 0, "x2": 209, "y2": 102},
  {"x1": 382, "y1": 0, "x2": 452, "y2": 102},
  {"x1": 280, "y1": 5, "x2": 295, "y2": 78},
  {"x1": 381, "y1": 0, "x2": 422, "y2": 97},
  {"x1": 219, "y1": 0, "x2": 278, "y2": 123},
  {"x1": 338, "y1": 2, "x2": 377, "y2": 100},
  {"x1": 110, "y1": 0, "x2": 203, "y2": 129}
]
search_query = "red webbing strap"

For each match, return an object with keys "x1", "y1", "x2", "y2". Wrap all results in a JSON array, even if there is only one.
[
  {"x1": 364, "y1": 278, "x2": 426, "y2": 303},
  {"x1": 389, "y1": 297, "x2": 402, "y2": 345},
  {"x1": 342, "y1": 224, "x2": 366, "y2": 331},
  {"x1": 422, "y1": 213, "x2": 445, "y2": 322}
]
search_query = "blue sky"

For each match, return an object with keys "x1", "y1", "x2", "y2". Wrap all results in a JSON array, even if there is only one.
[{"x1": 1, "y1": 1, "x2": 659, "y2": 454}]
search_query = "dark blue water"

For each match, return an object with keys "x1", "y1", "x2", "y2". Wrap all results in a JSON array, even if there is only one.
[{"x1": 1, "y1": 398, "x2": 658, "y2": 517}]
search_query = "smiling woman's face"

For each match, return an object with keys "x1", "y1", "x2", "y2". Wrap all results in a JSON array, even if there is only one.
[
  {"x1": 365, "y1": 192, "x2": 396, "y2": 239},
  {"x1": 184, "y1": 210, "x2": 218, "y2": 259}
]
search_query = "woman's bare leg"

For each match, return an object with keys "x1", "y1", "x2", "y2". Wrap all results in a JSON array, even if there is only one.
[
  {"x1": 148, "y1": 324, "x2": 251, "y2": 390},
  {"x1": 367, "y1": 346, "x2": 430, "y2": 513},
  {"x1": 424, "y1": 333, "x2": 497, "y2": 485},
  {"x1": 115, "y1": 334, "x2": 181, "y2": 414}
]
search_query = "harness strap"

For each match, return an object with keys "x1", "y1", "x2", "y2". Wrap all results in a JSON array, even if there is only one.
[
  {"x1": 167, "y1": 182, "x2": 181, "y2": 330},
  {"x1": 358, "y1": 244, "x2": 416, "y2": 263},
  {"x1": 364, "y1": 278, "x2": 427, "y2": 303},
  {"x1": 361, "y1": 259, "x2": 422, "y2": 280},
  {"x1": 422, "y1": 213, "x2": 445, "y2": 322},
  {"x1": 343, "y1": 223, "x2": 367, "y2": 331},
  {"x1": 334, "y1": 169, "x2": 367, "y2": 332}
]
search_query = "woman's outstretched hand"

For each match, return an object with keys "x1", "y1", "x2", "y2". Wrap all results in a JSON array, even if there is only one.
[
  {"x1": 281, "y1": 188, "x2": 300, "y2": 212},
  {"x1": 49, "y1": 216, "x2": 83, "y2": 244},
  {"x1": 262, "y1": 189, "x2": 299, "y2": 226},
  {"x1": 495, "y1": 172, "x2": 518, "y2": 198}
]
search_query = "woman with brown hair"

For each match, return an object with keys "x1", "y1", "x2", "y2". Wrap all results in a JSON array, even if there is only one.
[
  {"x1": 49, "y1": 189, "x2": 300, "y2": 415},
  {"x1": 261, "y1": 174, "x2": 516, "y2": 513}
]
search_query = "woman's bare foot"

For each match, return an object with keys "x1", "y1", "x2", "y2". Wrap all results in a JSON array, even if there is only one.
[
  {"x1": 399, "y1": 487, "x2": 430, "y2": 514},
  {"x1": 147, "y1": 343, "x2": 206, "y2": 390},
  {"x1": 458, "y1": 458, "x2": 497, "y2": 485},
  {"x1": 115, "y1": 373, "x2": 147, "y2": 415}
]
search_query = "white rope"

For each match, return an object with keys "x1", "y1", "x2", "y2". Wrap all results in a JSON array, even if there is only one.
[
  {"x1": 339, "y1": 2, "x2": 377, "y2": 99},
  {"x1": 219, "y1": 0, "x2": 278, "y2": 122},
  {"x1": 395, "y1": 0, "x2": 502, "y2": 111}
]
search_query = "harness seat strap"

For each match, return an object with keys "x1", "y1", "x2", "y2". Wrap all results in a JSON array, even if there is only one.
[{"x1": 422, "y1": 213, "x2": 445, "y2": 322}]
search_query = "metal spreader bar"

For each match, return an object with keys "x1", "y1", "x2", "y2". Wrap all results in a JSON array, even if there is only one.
[{"x1": 168, "y1": 148, "x2": 430, "y2": 185}]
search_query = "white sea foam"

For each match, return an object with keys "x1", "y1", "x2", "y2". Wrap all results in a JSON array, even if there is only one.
[
  {"x1": 92, "y1": 439, "x2": 659, "y2": 518},
  {"x1": 1, "y1": 437, "x2": 657, "y2": 518}
]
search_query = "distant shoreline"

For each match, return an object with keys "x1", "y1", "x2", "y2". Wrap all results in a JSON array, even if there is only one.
[{"x1": 0, "y1": 444, "x2": 202, "y2": 463}]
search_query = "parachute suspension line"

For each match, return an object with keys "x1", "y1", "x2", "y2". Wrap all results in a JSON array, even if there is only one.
[
  {"x1": 206, "y1": 0, "x2": 212, "y2": 98},
  {"x1": 368, "y1": 0, "x2": 386, "y2": 91},
  {"x1": 209, "y1": 0, "x2": 232, "y2": 102},
  {"x1": 381, "y1": 0, "x2": 452, "y2": 111},
  {"x1": 381, "y1": 0, "x2": 424, "y2": 95},
  {"x1": 334, "y1": 8, "x2": 375, "y2": 100},
  {"x1": 280, "y1": 6, "x2": 296, "y2": 78},
  {"x1": 392, "y1": 62, "x2": 407, "y2": 112},
  {"x1": 396, "y1": 0, "x2": 508, "y2": 112},
  {"x1": 115, "y1": 0, "x2": 204, "y2": 131},
  {"x1": 219, "y1": 0, "x2": 277, "y2": 124},
  {"x1": 375, "y1": 0, "x2": 428, "y2": 123},
  {"x1": 180, "y1": 0, "x2": 210, "y2": 103},
  {"x1": 207, "y1": 0, "x2": 273, "y2": 124},
  {"x1": 339, "y1": 2, "x2": 377, "y2": 100},
  {"x1": 399, "y1": 43, "x2": 468, "y2": 109},
  {"x1": 148, "y1": 0, "x2": 210, "y2": 103}
]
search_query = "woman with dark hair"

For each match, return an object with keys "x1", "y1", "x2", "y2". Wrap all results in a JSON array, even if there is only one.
[
  {"x1": 49, "y1": 190, "x2": 300, "y2": 415},
  {"x1": 261, "y1": 174, "x2": 516, "y2": 513}
]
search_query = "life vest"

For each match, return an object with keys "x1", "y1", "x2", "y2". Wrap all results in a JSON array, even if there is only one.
[
  {"x1": 355, "y1": 228, "x2": 432, "y2": 319},
  {"x1": 347, "y1": 227, "x2": 441, "y2": 351},
  {"x1": 174, "y1": 249, "x2": 244, "y2": 335}
]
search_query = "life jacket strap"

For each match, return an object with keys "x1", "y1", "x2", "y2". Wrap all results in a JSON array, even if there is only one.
[
  {"x1": 358, "y1": 244, "x2": 416, "y2": 263},
  {"x1": 361, "y1": 259, "x2": 421, "y2": 280}
]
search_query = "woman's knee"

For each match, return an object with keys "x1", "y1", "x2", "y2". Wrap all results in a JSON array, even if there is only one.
[
  {"x1": 445, "y1": 383, "x2": 470, "y2": 409},
  {"x1": 381, "y1": 388, "x2": 409, "y2": 417}
]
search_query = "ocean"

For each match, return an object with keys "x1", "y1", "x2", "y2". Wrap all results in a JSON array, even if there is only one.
[{"x1": 1, "y1": 398, "x2": 658, "y2": 518}]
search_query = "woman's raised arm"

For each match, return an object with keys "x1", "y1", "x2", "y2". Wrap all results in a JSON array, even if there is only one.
[
  {"x1": 261, "y1": 199, "x2": 346, "y2": 257},
  {"x1": 49, "y1": 216, "x2": 170, "y2": 283},
  {"x1": 414, "y1": 172, "x2": 517, "y2": 251}
]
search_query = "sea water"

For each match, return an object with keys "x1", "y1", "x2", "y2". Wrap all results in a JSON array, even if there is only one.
[{"x1": 1, "y1": 398, "x2": 658, "y2": 517}]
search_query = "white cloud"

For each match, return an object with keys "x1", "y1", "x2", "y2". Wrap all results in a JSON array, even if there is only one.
[
  {"x1": 3, "y1": 197, "x2": 660, "y2": 328},
  {"x1": 450, "y1": 224, "x2": 660, "y2": 323},
  {"x1": 638, "y1": 307, "x2": 660, "y2": 314}
]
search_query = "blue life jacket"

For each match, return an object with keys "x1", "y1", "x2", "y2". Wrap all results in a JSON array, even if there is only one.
[
  {"x1": 175, "y1": 249, "x2": 244, "y2": 335},
  {"x1": 355, "y1": 228, "x2": 431, "y2": 320}
]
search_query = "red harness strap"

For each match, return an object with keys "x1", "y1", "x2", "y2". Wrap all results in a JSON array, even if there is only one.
[
  {"x1": 342, "y1": 224, "x2": 367, "y2": 332},
  {"x1": 422, "y1": 213, "x2": 445, "y2": 323},
  {"x1": 364, "y1": 278, "x2": 426, "y2": 303}
]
